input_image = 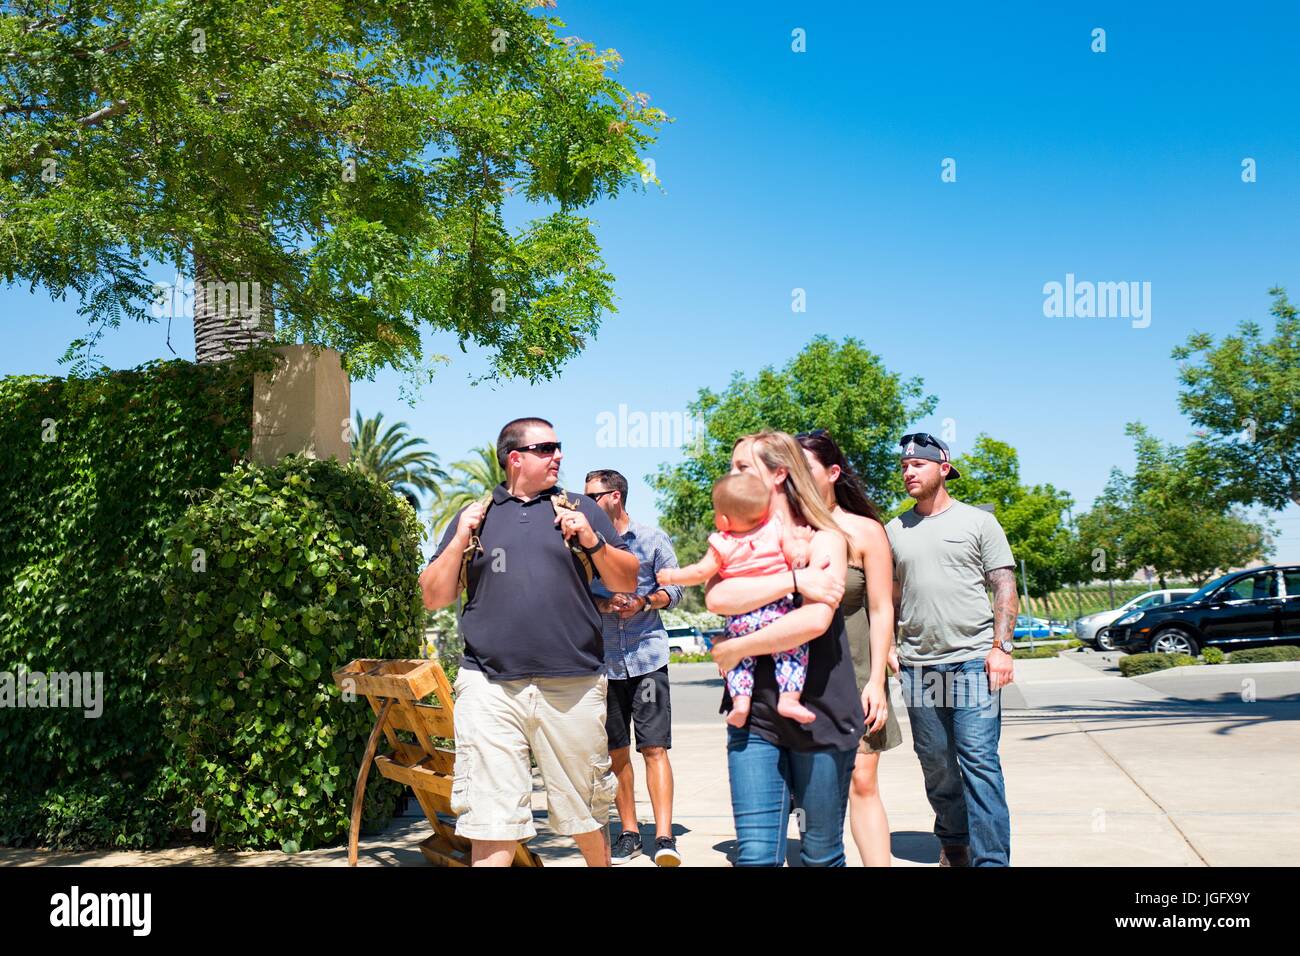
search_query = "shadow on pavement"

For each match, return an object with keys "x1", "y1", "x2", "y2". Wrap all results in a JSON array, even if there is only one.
[{"x1": 1005, "y1": 691, "x2": 1300, "y2": 741}]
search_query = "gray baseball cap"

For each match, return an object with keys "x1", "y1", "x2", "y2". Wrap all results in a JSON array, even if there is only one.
[{"x1": 898, "y1": 433, "x2": 961, "y2": 479}]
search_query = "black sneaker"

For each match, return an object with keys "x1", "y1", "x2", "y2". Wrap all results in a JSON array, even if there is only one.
[
  {"x1": 611, "y1": 829, "x2": 642, "y2": 864},
  {"x1": 653, "y1": 835, "x2": 682, "y2": 867},
  {"x1": 939, "y1": 844, "x2": 970, "y2": 867}
]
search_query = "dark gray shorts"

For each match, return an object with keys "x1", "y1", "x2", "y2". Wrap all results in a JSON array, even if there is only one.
[{"x1": 606, "y1": 666, "x2": 672, "y2": 752}]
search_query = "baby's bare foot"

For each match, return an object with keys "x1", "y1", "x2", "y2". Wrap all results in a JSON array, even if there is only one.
[
  {"x1": 727, "y1": 696, "x2": 752, "y2": 728},
  {"x1": 777, "y1": 693, "x2": 816, "y2": 725}
]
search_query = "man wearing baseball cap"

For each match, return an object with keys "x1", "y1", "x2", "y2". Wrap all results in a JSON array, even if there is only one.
[{"x1": 885, "y1": 432, "x2": 1018, "y2": 867}]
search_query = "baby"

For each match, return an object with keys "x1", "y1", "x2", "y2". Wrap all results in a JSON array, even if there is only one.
[{"x1": 657, "y1": 473, "x2": 815, "y2": 727}]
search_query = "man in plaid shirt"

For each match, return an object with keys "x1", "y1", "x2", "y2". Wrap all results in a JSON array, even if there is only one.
[{"x1": 584, "y1": 469, "x2": 685, "y2": 866}]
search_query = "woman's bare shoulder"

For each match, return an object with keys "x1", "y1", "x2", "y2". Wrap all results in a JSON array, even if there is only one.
[
  {"x1": 811, "y1": 524, "x2": 850, "y2": 561},
  {"x1": 835, "y1": 510, "x2": 885, "y2": 545}
]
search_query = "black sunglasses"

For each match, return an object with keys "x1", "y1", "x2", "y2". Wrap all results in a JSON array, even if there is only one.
[
  {"x1": 899, "y1": 432, "x2": 941, "y2": 449},
  {"x1": 511, "y1": 441, "x2": 562, "y2": 457},
  {"x1": 587, "y1": 489, "x2": 617, "y2": 501},
  {"x1": 795, "y1": 428, "x2": 829, "y2": 440}
]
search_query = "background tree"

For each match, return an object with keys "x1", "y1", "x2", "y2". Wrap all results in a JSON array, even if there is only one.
[
  {"x1": 649, "y1": 335, "x2": 936, "y2": 579},
  {"x1": 348, "y1": 409, "x2": 448, "y2": 501},
  {"x1": 941, "y1": 435, "x2": 1076, "y2": 597},
  {"x1": 1075, "y1": 423, "x2": 1271, "y2": 587},
  {"x1": 429, "y1": 442, "x2": 505, "y2": 533},
  {"x1": 0, "y1": 0, "x2": 666, "y2": 380},
  {"x1": 1172, "y1": 287, "x2": 1299, "y2": 511}
]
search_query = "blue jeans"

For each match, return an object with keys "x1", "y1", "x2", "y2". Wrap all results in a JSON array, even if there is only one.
[
  {"x1": 725, "y1": 726, "x2": 856, "y2": 866},
  {"x1": 899, "y1": 657, "x2": 1011, "y2": 866}
]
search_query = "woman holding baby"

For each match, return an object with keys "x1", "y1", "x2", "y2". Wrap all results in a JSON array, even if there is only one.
[{"x1": 666, "y1": 429, "x2": 867, "y2": 866}]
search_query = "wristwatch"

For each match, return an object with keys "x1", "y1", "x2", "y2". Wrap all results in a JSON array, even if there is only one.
[
  {"x1": 581, "y1": 531, "x2": 607, "y2": 556},
  {"x1": 995, "y1": 639, "x2": 1015, "y2": 654}
]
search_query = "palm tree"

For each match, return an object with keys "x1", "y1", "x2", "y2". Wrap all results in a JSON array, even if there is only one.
[
  {"x1": 349, "y1": 411, "x2": 449, "y2": 501},
  {"x1": 429, "y1": 444, "x2": 507, "y2": 533}
]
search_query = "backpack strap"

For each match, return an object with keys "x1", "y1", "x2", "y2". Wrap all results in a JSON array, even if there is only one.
[
  {"x1": 458, "y1": 492, "x2": 494, "y2": 597},
  {"x1": 457, "y1": 489, "x2": 594, "y2": 604},
  {"x1": 550, "y1": 489, "x2": 595, "y2": 585}
]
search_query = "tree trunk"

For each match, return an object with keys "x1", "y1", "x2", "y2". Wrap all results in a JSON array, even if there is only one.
[{"x1": 192, "y1": 249, "x2": 275, "y2": 363}]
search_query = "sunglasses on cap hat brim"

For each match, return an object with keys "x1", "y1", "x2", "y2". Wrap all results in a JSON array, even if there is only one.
[{"x1": 898, "y1": 433, "x2": 960, "y2": 477}]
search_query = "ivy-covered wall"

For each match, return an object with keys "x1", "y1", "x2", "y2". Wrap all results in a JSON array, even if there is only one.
[
  {"x1": 0, "y1": 357, "x2": 262, "y2": 847},
  {"x1": 0, "y1": 355, "x2": 421, "y2": 851}
]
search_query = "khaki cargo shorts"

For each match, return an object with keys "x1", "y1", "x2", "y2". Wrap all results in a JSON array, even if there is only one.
[{"x1": 450, "y1": 667, "x2": 615, "y2": 842}]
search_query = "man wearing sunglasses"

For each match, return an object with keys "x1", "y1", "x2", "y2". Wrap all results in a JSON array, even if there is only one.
[
  {"x1": 583, "y1": 469, "x2": 685, "y2": 866},
  {"x1": 420, "y1": 417, "x2": 639, "y2": 866},
  {"x1": 887, "y1": 431, "x2": 1017, "y2": 867}
]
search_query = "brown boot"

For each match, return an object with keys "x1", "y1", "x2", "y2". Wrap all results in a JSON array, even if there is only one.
[{"x1": 939, "y1": 844, "x2": 971, "y2": 867}]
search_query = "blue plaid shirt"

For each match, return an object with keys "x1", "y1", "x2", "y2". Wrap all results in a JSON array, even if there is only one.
[{"x1": 589, "y1": 518, "x2": 683, "y2": 680}]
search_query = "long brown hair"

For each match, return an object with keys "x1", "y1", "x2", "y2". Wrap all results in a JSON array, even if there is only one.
[
  {"x1": 732, "y1": 430, "x2": 843, "y2": 536},
  {"x1": 796, "y1": 431, "x2": 883, "y2": 523}
]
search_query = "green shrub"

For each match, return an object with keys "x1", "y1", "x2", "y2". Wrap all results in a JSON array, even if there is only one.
[
  {"x1": 1119, "y1": 652, "x2": 1199, "y2": 677},
  {"x1": 1202, "y1": 646, "x2": 1226, "y2": 665},
  {"x1": 423, "y1": 605, "x2": 462, "y2": 682},
  {"x1": 1013, "y1": 646, "x2": 1061, "y2": 659},
  {"x1": 669, "y1": 652, "x2": 714, "y2": 664},
  {"x1": 1225, "y1": 646, "x2": 1300, "y2": 665},
  {"x1": 0, "y1": 354, "x2": 270, "y2": 848},
  {"x1": 158, "y1": 455, "x2": 425, "y2": 851}
]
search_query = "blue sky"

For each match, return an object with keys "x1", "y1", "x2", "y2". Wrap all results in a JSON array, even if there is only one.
[{"x1": 4, "y1": 1, "x2": 1298, "y2": 563}]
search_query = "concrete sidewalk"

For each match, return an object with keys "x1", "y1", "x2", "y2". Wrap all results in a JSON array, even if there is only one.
[{"x1": 4, "y1": 655, "x2": 1297, "y2": 867}]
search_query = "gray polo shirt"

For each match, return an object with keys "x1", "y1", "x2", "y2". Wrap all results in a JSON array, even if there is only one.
[
  {"x1": 886, "y1": 499, "x2": 1015, "y2": 665},
  {"x1": 430, "y1": 482, "x2": 630, "y2": 680}
]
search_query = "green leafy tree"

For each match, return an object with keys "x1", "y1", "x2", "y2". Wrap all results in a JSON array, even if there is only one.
[
  {"x1": 429, "y1": 442, "x2": 504, "y2": 532},
  {"x1": 943, "y1": 435, "x2": 1075, "y2": 597},
  {"x1": 649, "y1": 335, "x2": 936, "y2": 568},
  {"x1": 1075, "y1": 424, "x2": 1271, "y2": 586},
  {"x1": 348, "y1": 409, "x2": 448, "y2": 500},
  {"x1": 0, "y1": 0, "x2": 667, "y2": 381},
  {"x1": 1172, "y1": 287, "x2": 1300, "y2": 510}
]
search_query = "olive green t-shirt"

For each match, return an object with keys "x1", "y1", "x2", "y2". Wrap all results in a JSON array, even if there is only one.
[{"x1": 885, "y1": 500, "x2": 1015, "y2": 665}]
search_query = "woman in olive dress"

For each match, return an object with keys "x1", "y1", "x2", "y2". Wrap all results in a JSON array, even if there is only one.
[{"x1": 797, "y1": 429, "x2": 902, "y2": 866}]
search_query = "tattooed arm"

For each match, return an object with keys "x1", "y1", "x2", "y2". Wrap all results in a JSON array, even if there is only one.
[
  {"x1": 987, "y1": 566, "x2": 1019, "y2": 648},
  {"x1": 985, "y1": 566, "x2": 1018, "y2": 690}
]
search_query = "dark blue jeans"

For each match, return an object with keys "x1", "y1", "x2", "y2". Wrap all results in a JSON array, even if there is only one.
[
  {"x1": 725, "y1": 726, "x2": 856, "y2": 866},
  {"x1": 899, "y1": 657, "x2": 1011, "y2": 866}
]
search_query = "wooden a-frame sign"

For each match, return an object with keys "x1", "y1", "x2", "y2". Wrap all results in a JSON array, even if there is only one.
[{"x1": 332, "y1": 658, "x2": 542, "y2": 867}]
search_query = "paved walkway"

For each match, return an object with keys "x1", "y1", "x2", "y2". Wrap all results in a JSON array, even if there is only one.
[{"x1": 4, "y1": 655, "x2": 1297, "y2": 867}]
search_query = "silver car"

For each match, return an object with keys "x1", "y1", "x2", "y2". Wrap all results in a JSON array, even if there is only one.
[{"x1": 1075, "y1": 589, "x2": 1195, "y2": 651}]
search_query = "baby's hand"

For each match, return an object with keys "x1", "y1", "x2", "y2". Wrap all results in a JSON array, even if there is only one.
[
  {"x1": 657, "y1": 568, "x2": 683, "y2": 586},
  {"x1": 787, "y1": 525, "x2": 815, "y2": 569}
]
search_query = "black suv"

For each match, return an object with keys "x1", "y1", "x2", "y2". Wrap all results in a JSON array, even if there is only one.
[{"x1": 1109, "y1": 565, "x2": 1300, "y2": 655}]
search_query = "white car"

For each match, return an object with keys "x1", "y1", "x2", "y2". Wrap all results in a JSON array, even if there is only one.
[
  {"x1": 665, "y1": 626, "x2": 710, "y2": 656},
  {"x1": 1074, "y1": 589, "x2": 1195, "y2": 651}
]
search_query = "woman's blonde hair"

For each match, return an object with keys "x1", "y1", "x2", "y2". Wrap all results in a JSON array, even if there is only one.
[{"x1": 732, "y1": 430, "x2": 844, "y2": 536}]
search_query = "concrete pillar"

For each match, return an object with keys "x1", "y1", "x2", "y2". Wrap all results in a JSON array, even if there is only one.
[{"x1": 251, "y1": 345, "x2": 350, "y2": 465}]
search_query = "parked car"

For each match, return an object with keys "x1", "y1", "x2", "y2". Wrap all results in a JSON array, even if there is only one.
[
  {"x1": 1013, "y1": 615, "x2": 1071, "y2": 639},
  {"x1": 1107, "y1": 565, "x2": 1300, "y2": 655},
  {"x1": 1074, "y1": 588, "x2": 1196, "y2": 651},
  {"x1": 665, "y1": 626, "x2": 710, "y2": 656}
]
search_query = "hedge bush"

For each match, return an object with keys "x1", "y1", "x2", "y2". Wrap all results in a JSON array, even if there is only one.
[
  {"x1": 159, "y1": 455, "x2": 425, "y2": 851},
  {"x1": 1225, "y1": 646, "x2": 1300, "y2": 665},
  {"x1": 1202, "y1": 646, "x2": 1225, "y2": 665},
  {"x1": 1119, "y1": 652, "x2": 1199, "y2": 677},
  {"x1": 1013, "y1": 646, "x2": 1061, "y2": 660},
  {"x1": 0, "y1": 354, "x2": 270, "y2": 848}
]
